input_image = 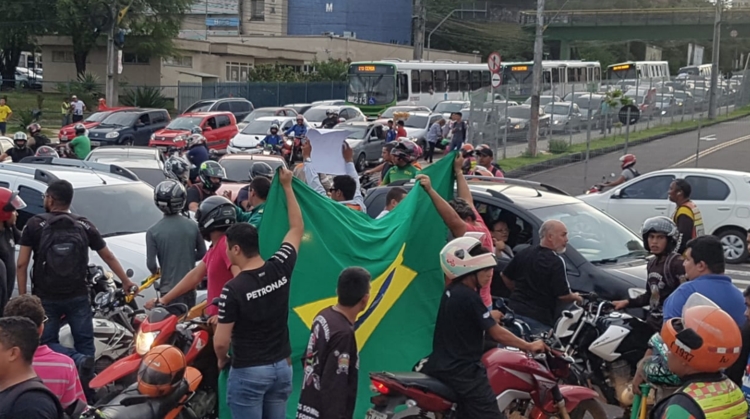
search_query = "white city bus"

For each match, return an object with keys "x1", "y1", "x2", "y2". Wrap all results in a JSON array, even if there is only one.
[
  {"x1": 606, "y1": 61, "x2": 671, "y2": 85},
  {"x1": 501, "y1": 60, "x2": 602, "y2": 98},
  {"x1": 678, "y1": 64, "x2": 712, "y2": 79}
]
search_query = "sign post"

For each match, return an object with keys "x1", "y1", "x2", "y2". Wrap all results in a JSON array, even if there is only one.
[{"x1": 488, "y1": 52, "x2": 502, "y2": 74}]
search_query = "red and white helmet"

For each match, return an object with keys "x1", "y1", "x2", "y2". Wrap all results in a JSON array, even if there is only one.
[
  {"x1": 620, "y1": 153, "x2": 636, "y2": 169},
  {"x1": 440, "y1": 237, "x2": 497, "y2": 280}
]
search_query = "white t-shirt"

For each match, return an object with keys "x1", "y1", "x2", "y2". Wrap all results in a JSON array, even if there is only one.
[
  {"x1": 376, "y1": 209, "x2": 389, "y2": 219},
  {"x1": 71, "y1": 101, "x2": 85, "y2": 115}
]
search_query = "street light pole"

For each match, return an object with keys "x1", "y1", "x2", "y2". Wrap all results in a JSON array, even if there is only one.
[{"x1": 708, "y1": 0, "x2": 722, "y2": 120}]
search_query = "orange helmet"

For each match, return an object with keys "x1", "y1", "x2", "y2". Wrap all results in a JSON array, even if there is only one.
[
  {"x1": 461, "y1": 143, "x2": 475, "y2": 157},
  {"x1": 661, "y1": 304, "x2": 741, "y2": 373},
  {"x1": 620, "y1": 153, "x2": 636, "y2": 169},
  {"x1": 0, "y1": 188, "x2": 26, "y2": 222},
  {"x1": 137, "y1": 345, "x2": 186, "y2": 397}
]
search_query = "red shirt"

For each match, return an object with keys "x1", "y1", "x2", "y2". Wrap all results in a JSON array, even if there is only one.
[
  {"x1": 397, "y1": 126, "x2": 407, "y2": 138},
  {"x1": 464, "y1": 207, "x2": 494, "y2": 307},
  {"x1": 33, "y1": 345, "x2": 85, "y2": 408},
  {"x1": 203, "y1": 235, "x2": 234, "y2": 316}
]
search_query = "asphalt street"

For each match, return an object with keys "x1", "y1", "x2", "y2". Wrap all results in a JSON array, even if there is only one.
[{"x1": 522, "y1": 116, "x2": 750, "y2": 286}]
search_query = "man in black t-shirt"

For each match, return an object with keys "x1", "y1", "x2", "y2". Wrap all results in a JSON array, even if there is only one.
[
  {"x1": 186, "y1": 161, "x2": 226, "y2": 212},
  {"x1": 421, "y1": 237, "x2": 547, "y2": 419},
  {"x1": 502, "y1": 219, "x2": 582, "y2": 334},
  {"x1": 16, "y1": 180, "x2": 137, "y2": 385},
  {"x1": 215, "y1": 167, "x2": 303, "y2": 419},
  {"x1": 0, "y1": 317, "x2": 61, "y2": 419},
  {"x1": 296, "y1": 267, "x2": 371, "y2": 419}
]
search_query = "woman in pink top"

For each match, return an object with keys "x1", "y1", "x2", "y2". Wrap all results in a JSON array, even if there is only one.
[
  {"x1": 4, "y1": 295, "x2": 85, "y2": 408},
  {"x1": 417, "y1": 154, "x2": 495, "y2": 308}
]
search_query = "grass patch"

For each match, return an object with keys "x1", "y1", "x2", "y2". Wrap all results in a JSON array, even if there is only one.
[{"x1": 499, "y1": 105, "x2": 750, "y2": 173}]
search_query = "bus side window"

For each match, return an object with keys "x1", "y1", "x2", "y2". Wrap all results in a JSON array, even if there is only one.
[
  {"x1": 434, "y1": 70, "x2": 446, "y2": 92},
  {"x1": 552, "y1": 68, "x2": 561, "y2": 83},
  {"x1": 567, "y1": 67, "x2": 577, "y2": 82},
  {"x1": 421, "y1": 70, "x2": 434, "y2": 93},
  {"x1": 543, "y1": 70, "x2": 551, "y2": 86},
  {"x1": 470, "y1": 71, "x2": 481, "y2": 90},
  {"x1": 594, "y1": 67, "x2": 601, "y2": 82},
  {"x1": 397, "y1": 73, "x2": 409, "y2": 101},
  {"x1": 481, "y1": 71, "x2": 490, "y2": 87},
  {"x1": 411, "y1": 70, "x2": 420, "y2": 94},
  {"x1": 447, "y1": 70, "x2": 459, "y2": 91},
  {"x1": 459, "y1": 71, "x2": 470, "y2": 91}
]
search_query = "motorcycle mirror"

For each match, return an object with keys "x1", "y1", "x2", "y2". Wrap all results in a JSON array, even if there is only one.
[
  {"x1": 610, "y1": 173, "x2": 616, "y2": 178},
  {"x1": 126, "y1": 269, "x2": 134, "y2": 278}
]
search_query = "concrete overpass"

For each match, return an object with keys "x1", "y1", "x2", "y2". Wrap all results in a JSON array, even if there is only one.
[{"x1": 519, "y1": 8, "x2": 750, "y2": 59}]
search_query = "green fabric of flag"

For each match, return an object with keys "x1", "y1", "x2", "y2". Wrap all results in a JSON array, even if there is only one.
[{"x1": 257, "y1": 153, "x2": 456, "y2": 418}]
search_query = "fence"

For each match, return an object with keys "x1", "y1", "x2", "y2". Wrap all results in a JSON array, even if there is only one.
[{"x1": 463, "y1": 71, "x2": 750, "y2": 175}]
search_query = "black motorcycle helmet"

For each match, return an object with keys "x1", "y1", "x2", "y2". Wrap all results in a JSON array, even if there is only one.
[
  {"x1": 248, "y1": 161, "x2": 274, "y2": 181},
  {"x1": 154, "y1": 179, "x2": 187, "y2": 215},
  {"x1": 195, "y1": 196, "x2": 236, "y2": 238},
  {"x1": 198, "y1": 161, "x2": 226, "y2": 192},
  {"x1": 165, "y1": 156, "x2": 190, "y2": 185},
  {"x1": 641, "y1": 216, "x2": 680, "y2": 253}
]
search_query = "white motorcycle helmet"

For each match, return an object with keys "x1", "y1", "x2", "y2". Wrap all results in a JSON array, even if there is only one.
[{"x1": 440, "y1": 237, "x2": 497, "y2": 281}]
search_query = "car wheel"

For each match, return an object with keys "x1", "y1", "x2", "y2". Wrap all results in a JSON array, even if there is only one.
[
  {"x1": 718, "y1": 229, "x2": 748, "y2": 264},
  {"x1": 356, "y1": 153, "x2": 366, "y2": 173},
  {"x1": 122, "y1": 138, "x2": 134, "y2": 146}
]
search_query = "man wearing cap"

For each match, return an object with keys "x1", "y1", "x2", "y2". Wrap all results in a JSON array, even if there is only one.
[{"x1": 475, "y1": 144, "x2": 504, "y2": 177}]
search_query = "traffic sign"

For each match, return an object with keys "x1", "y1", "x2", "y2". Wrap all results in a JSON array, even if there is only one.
[
  {"x1": 618, "y1": 104, "x2": 640, "y2": 125},
  {"x1": 491, "y1": 73, "x2": 502, "y2": 88},
  {"x1": 488, "y1": 52, "x2": 502, "y2": 74}
]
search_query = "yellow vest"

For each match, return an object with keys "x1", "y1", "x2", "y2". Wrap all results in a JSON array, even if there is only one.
[
  {"x1": 680, "y1": 378, "x2": 748, "y2": 419},
  {"x1": 673, "y1": 201, "x2": 705, "y2": 239}
]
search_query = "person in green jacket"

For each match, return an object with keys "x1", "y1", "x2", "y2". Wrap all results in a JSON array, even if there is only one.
[
  {"x1": 234, "y1": 176, "x2": 270, "y2": 228},
  {"x1": 69, "y1": 123, "x2": 91, "y2": 159}
]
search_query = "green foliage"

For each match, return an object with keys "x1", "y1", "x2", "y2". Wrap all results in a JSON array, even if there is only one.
[
  {"x1": 0, "y1": 0, "x2": 52, "y2": 86},
  {"x1": 55, "y1": 72, "x2": 102, "y2": 107},
  {"x1": 36, "y1": 94, "x2": 44, "y2": 110},
  {"x1": 605, "y1": 89, "x2": 633, "y2": 107},
  {"x1": 248, "y1": 59, "x2": 351, "y2": 82},
  {"x1": 548, "y1": 139, "x2": 571, "y2": 154},
  {"x1": 120, "y1": 86, "x2": 169, "y2": 108},
  {"x1": 15, "y1": 109, "x2": 37, "y2": 130},
  {"x1": 307, "y1": 59, "x2": 350, "y2": 82}
]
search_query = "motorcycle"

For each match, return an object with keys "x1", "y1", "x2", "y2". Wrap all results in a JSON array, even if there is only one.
[
  {"x1": 58, "y1": 267, "x2": 155, "y2": 374},
  {"x1": 359, "y1": 173, "x2": 379, "y2": 197},
  {"x1": 550, "y1": 293, "x2": 653, "y2": 406},
  {"x1": 90, "y1": 302, "x2": 218, "y2": 418},
  {"x1": 367, "y1": 346, "x2": 607, "y2": 419},
  {"x1": 90, "y1": 301, "x2": 216, "y2": 408},
  {"x1": 585, "y1": 173, "x2": 615, "y2": 194}
]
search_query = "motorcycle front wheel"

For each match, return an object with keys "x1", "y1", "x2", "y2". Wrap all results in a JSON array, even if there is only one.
[{"x1": 569, "y1": 399, "x2": 608, "y2": 419}]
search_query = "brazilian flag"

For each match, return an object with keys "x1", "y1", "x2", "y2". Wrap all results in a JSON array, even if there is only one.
[{"x1": 254, "y1": 153, "x2": 455, "y2": 418}]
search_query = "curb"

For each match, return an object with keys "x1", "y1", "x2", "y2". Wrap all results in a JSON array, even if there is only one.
[{"x1": 505, "y1": 112, "x2": 750, "y2": 178}]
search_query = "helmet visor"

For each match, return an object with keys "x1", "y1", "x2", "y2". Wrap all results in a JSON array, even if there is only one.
[
  {"x1": 202, "y1": 164, "x2": 226, "y2": 179},
  {"x1": 4, "y1": 192, "x2": 26, "y2": 213}
]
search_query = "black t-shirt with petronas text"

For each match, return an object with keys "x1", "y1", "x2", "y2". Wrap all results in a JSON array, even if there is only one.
[{"x1": 218, "y1": 243, "x2": 297, "y2": 368}]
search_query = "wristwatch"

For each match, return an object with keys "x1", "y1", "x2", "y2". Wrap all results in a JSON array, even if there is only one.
[{"x1": 304, "y1": 157, "x2": 312, "y2": 163}]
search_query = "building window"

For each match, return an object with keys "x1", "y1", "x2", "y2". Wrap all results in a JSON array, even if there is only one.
[
  {"x1": 51, "y1": 51, "x2": 74, "y2": 63},
  {"x1": 226, "y1": 62, "x2": 252, "y2": 81},
  {"x1": 250, "y1": 0, "x2": 264, "y2": 21},
  {"x1": 163, "y1": 56, "x2": 193, "y2": 68},
  {"x1": 123, "y1": 53, "x2": 150, "y2": 65}
]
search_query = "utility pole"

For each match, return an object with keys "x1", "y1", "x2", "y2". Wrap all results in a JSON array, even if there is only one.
[
  {"x1": 105, "y1": 0, "x2": 119, "y2": 107},
  {"x1": 708, "y1": 0, "x2": 722, "y2": 120},
  {"x1": 527, "y1": 0, "x2": 545, "y2": 156},
  {"x1": 413, "y1": 0, "x2": 425, "y2": 60}
]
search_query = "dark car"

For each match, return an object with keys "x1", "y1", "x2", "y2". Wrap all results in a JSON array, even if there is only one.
[
  {"x1": 87, "y1": 109, "x2": 171, "y2": 147},
  {"x1": 363, "y1": 177, "x2": 649, "y2": 305},
  {"x1": 183, "y1": 98, "x2": 254, "y2": 122},
  {"x1": 501, "y1": 105, "x2": 551, "y2": 141}
]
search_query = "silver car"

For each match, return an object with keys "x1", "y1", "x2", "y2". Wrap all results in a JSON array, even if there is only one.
[
  {"x1": 544, "y1": 102, "x2": 584, "y2": 133},
  {"x1": 340, "y1": 122, "x2": 387, "y2": 172}
]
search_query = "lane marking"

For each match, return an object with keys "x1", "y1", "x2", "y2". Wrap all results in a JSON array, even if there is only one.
[
  {"x1": 700, "y1": 134, "x2": 717, "y2": 141},
  {"x1": 670, "y1": 134, "x2": 750, "y2": 167}
]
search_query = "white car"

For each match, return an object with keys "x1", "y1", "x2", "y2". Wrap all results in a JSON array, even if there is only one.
[
  {"x1": 578, "y1": 168, "x2": 750, "y2": 263},
  {"x1": 227, "y1": 116, "x2": 310, "y2": 154},
  {"x1": 303, "y1": 105, "x2": 367, "y2": 126}
]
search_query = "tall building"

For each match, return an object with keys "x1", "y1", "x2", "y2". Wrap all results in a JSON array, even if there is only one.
[{"x1": 286, "y1": 0, "x2": 413, "y2": 44}]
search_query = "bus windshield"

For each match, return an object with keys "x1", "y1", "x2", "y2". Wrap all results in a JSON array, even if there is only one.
[
  {"x1": 347, "y1": 65, "x2": 396, "y2": 106},
  {"x1": 607, "y1": 65, "x2": 636, "y2": 81},
  {"x1": 502, "y1": 65, "x2": 533, "y2": 85}
]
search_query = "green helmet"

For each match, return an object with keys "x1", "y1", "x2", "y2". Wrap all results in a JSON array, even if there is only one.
[{"x1": 198, "y1": 161, "x2": 226, "y2": 192}]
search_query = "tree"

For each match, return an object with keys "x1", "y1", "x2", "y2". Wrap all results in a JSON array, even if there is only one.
[
  {"x1": 55, "y1": 0, "x2": 194, "y2": 75},
  {"x1": 307, "y1": 59, "x2": 349, "y2": 82},
  {"x1": 0, "y1": 0, "x2": 53, "y2": 87}
]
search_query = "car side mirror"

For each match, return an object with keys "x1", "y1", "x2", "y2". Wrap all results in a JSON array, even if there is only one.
[{"x1": 611, "y1": 189, "x2": 622, "y2": 199}]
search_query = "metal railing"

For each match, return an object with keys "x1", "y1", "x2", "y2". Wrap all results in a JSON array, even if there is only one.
[{"x1": 518, "y1": 7, "x2": 750, "y2": 26}]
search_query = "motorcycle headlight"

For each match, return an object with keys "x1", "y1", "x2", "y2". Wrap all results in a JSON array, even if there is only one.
[
  {"x1": 135, "y1": 330, "x2": 160, "y2": 356},
  {"x1": 105, "y1": 131, "x2": 120, "y2": 139},
  {"x1": 286, "y1": 139, "x2": 293, "y2": 146}
]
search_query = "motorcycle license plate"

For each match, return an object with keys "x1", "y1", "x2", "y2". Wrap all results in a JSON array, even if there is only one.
[
  {"x1": 90, "y1": 141, "x2": 100, "y2": 147},
  {"x1": 365, "y1": 409, "x2": 388, "y2": 419}
]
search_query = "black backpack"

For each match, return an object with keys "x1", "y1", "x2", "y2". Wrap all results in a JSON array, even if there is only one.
[
  {"x1": 0, "y1": 377, "x2": 63, "y2": 419},
  {"x1": 34, "y1": 213, "x2": 90, "y2": 293},
  {"x1": 627, "y1": 167, "x2": 641, "y2": 178}
]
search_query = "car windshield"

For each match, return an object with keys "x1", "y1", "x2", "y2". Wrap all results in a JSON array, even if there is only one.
[
  {"x1": 166, "y1": 117, "x2": 203, "y2": 130},
  {"x1": 433, "y1": 102, "x2": 466, "y2": 113},
  {"x1": 530, "y1": 202, "x2": 647, "y2": 263},
  {"x1": 574, "y1": 97, "x2": 603, "y2": 109},
  {"x1": 220, "y1": 158, "x2": 285, "y2": 181},
  {"x1": 125, "y1": 167, "x2": 167, "y2": 187},
  {"x1": 98, "y1": 112, "x2": 138, "y2": 127},
  {"x1": 403, "y1": 115, "x2": 428, "y2": 128},
  {"x1": 341, "y1": 126, "x2": 368, "y2": 139},
  {"x1": 70, "y1": 183, "x2": 163, "y2": 237},
  {"x1": 242, "y1": 110, "x2": 277, "y2": 123},
  {"x1": 241, "y1": 120, "x2": 278, "y2": 135},
  {"x1": 306, "y1": 107, "x2": 336, "y2": 122},
  {"x1": 504, "y1": 107, "x2": 530, "y2": 119},
  {"x1": 544, "y1": 104, "x2": 571, "y2": 115},
  {"x1": 184, "y1": 101, "x2": 214, "y2": 113},
  {"x1": 84, "y1": 112, "x2": 112, "y2": 123}
]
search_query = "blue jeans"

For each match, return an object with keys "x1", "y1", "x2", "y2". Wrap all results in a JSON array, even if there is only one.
[
  {"x1": 0, "y1": 122, "x2": 6, "y2": 136},
  {"x1": 227, "y1": 359, "x2": 293, "y2": 419},
  {"x1": 40, "y1": 294, "x2": 95, "y2": 360},
  {"x1": 515, "y1": 314, "x2": 553, "y2": 336}
]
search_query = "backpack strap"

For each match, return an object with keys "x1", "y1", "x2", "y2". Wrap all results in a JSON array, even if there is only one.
[{"x1": 0, "y1": 378, "x2": 63, "y2": 418}]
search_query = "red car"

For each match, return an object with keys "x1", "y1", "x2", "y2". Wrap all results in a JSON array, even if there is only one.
[
  {"x1": 149, "y1": 112, "x2": 238, "y2": 152},
  {"x1": 57, "y1": 107, "x2": 136, "y2": 141}
]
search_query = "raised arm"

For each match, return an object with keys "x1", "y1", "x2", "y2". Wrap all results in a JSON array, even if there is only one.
[
  {"x1": 417, "y1": 174, "x2": 466, "y2": 238},
  {"x1": 453, "y1": 154, "x2": 474, "y2": 207},
  {"x1": 278, "y1": 167, "x2": 304, "y2": 252}
]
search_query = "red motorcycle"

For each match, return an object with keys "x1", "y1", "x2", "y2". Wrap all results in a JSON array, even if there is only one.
[
  {"x1": 367, "y1": 348, "x2": 607, "y2": 419},
  {"x1": 90, "y1": 303, "x2": 216, "y2": 410}
]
